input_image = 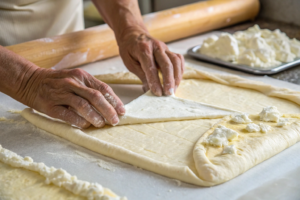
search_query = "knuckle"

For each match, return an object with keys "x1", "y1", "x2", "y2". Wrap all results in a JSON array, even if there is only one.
[
  {"x1": 69, "y1": 68, "x2": 85, "y2": 77},
  {"x1": 154, "y1": 45, "x2": 164, "y2": 53},
  {"x1": 178, "y1": 54, "x2": 184, "y2": 60},
  {"x1": 62, "y1": 77, "x2": 75, "y2": 85},
  {"x1": 160, "y1": 60, "x2": 172, "y2": 68},
  {"x1": 139, "y1": 42, "x2": 151, "y2": 54},
  {"x1": 76, "y1": 99, "x2": 90, "y2": 110},
  {"x1": 158, "y1": 41, "x2": 167, "y2": 48},
  {"x1": 178, "y1": 54, "x2": 184, "y2": 63},
  {"x1": 98, "y1": 83, "x2": 110, "y2": 92},
  {"x1": 172, "y1": 55, "x2": 181, "y2": 65},
  {"x1": 90, "y1": 90, "x2": 103, "y2": 100},
  {"x1": 154, "y1": 41, "x2": 166, "y2": 50}
]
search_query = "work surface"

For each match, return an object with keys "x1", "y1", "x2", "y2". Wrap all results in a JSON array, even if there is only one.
[{"x1": 1, "y1": 32, "x2": 300, "y2": 200}]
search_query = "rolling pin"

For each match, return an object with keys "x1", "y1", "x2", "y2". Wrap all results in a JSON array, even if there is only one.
[{"x1": 5, "y1": 0, "x2": 259, "y2": 69}]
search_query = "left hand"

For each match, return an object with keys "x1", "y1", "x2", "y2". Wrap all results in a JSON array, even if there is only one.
[{"x1": 117, "y1": 28, "x2": 185, "y2": 96}]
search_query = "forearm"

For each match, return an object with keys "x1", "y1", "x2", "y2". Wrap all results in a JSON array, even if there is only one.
[
  {"x1": 0, "y1": 45, "x2": 41, "y2": 105},
  {"x1": 92, "y1": 0, "x2": 147, "y2": 42}
]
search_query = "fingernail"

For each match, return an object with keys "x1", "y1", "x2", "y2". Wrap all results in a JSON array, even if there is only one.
[
  {"x1": 169, "y1": 88, "x2": 175, "y2": 96},
  {"x1": 164, "y1": 88, "x2": 174, "y2": 96},
  {"x1": 111, "y1": 115, "x2": 119, "y2": 126},
  {"x1": 154, "y1": 88, "x2": 162, "y2": 96},
  {"x1": 118, "y1": 105, "x2": 126, "y2": 115}
]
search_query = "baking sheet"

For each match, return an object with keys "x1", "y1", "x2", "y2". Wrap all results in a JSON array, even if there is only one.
[
  {"x1": 1, "y1": 32, "x2": 300, "y2": 200},
  {"x1": 187, "y1": 45, "x2": 300, "y2": 75}
]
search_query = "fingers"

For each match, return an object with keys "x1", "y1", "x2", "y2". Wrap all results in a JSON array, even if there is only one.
[
  {"x1": 87, "y1": 76, "x2": 126, "y2": 115},
  {"x1": 63, "y1": 69, "x2": 125, "y2": 126},
  {"x1": 129, "y1": 66, "x2": 150, "y2": 92},
  {"x1": 47, "y1": 106, "x2": 91, "y2": 129},
  {"x1": 138, "y1": 44, "x2": 163, "y2": 96},
  {"x1": 166, "y1": 51, "x2": 184, "y2": 91},
  {"x1": 63, "y1": 94, "x2": 106, "y2": 128},
  {"x1": 153, "y1": 48, "x2": 174, "y2": 95},
  {"x1": 70, "y1": 85, "x2": 120, "y2": 126},
  {"x1": 139, "y1": 41, "x2": 183, "y2": 96},
  {"x1": 124, "y1": 59, "x2": 150, "y2": 92},
  {"x1": 178, "y1": 53, "x2": 185, "y2": 74}
]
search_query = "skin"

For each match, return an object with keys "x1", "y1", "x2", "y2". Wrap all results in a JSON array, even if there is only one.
[
  {"x1": 93, "y1": 0, "x2": 184, "y2": 95},
  {"x1": 0, "y1": 0, "x2": 184, "y2": 128},
  {"x1": 0, "y1": 46, "x2": 125, "y2": 128}
]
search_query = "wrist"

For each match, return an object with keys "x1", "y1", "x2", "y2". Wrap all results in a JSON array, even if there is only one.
[
  {"x1": 115, "y1": 24, "x2": 149, "y2": 44},
  {"x1": 0, "y1": 45, "x2": 41, "y2": 104},
  {"x1": 15, "y1": 65, "x2": 45, "y2": 107}
]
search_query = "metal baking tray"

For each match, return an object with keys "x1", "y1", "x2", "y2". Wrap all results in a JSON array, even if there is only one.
[{"x1": 187, "y1": 45, "x2": 300, "y2": 75}]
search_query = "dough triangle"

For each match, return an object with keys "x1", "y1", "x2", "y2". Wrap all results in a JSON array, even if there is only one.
[{"x1": 118, "y1": 91, "x2": 237, "y2": 125}]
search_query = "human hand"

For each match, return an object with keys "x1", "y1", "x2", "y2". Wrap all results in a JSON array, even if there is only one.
[
  {"x1": 22, "y1": 68, "x2": 125, "y2": 128},
  {"x1": 118, "y1": 28, "x2": 185, "y2": 96}
]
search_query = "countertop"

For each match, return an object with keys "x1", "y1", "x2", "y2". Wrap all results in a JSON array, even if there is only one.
[{"x1": 1, "y1": 27, "x2": 300, "y2": 200}]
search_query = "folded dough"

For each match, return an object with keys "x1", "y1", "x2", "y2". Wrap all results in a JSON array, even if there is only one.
[
  {"x1": 118, "y1": 91, "x2": 237, "y2": 125},
  {"x1": 194, "y1": 114, "x2": 300, "y2": 185}
]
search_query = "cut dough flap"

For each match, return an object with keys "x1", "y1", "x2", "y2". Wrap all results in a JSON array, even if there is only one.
[{"x1": 118, "y1": 91, "x2": 238, "y2": 125}]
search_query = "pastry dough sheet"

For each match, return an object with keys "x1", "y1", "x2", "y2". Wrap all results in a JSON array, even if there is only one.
[{"x1": 21, "y1": 68, "x2": 300, "y2": 186}]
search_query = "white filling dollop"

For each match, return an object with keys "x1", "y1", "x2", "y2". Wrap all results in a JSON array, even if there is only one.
[
  {"x1": 259, "y1": 123, "x2": 272, "y2": 133},
  {"x1": 259, "y1": 106, "x2": 281, "y2": 122},
  {"x1": 222, "y1": 145, "x2": 237, "y2": 154},
  {"x1": 199, "y1": 25, "x2": 300, "y2": 68},
  {"x1": 246, "y1": 123, "x2": 261, "y2": 132},
  {"x1": 0, "y1": 145, "x2": 125, "y2": 200},
  {"x1": 277, "y1": 118, "x2": 290, "y2": 127},
  {"x1": 206, "y1": 125, "x2": 239, "y2": 147},
  {"x1": 200, "y1": 33, "x2": 239, "y2": 62},
  {"x1": 231, "y1": 113, "x2": 252, "y2": 124},
  {"x1": 246, "y1": 123, "x2": 271, "y2": 133}
]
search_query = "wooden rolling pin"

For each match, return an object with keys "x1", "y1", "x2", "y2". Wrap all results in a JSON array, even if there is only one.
[{"x1": 6, "y1": 0, "x2": 259, "y2": 69}]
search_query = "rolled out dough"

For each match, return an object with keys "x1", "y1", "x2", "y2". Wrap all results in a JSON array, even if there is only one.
[{"x1": 21, "y1": 67, "x2": 300, "y2": 186}]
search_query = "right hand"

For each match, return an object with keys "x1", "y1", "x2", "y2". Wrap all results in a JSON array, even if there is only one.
[{"x1": 23, "y1": 68, "x2": 125, "y2": 128}]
